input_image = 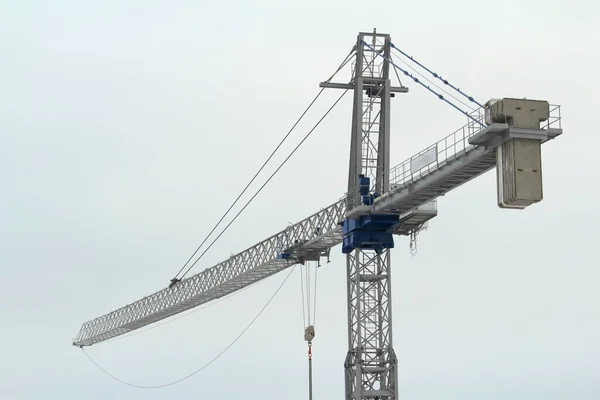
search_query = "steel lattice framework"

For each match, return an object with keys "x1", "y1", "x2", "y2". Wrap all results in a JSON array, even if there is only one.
[
  {"x1": 342, "y1": 32, "x2": 398, "y2": 399},
  {"x1": 72, "y1": 29, "x2": 563, "y2": 400},
  {"x1": 345, "y1": 249, "x2": 396, "y2": 398},
  {"x1": 74, "y1": 200, "x2": 346, "y2": 346}
]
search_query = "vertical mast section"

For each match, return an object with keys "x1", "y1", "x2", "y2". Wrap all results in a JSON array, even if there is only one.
[
  {"x1": 343, "y1": 31, "x2": 402, "y2": 400},
  {"x1": 347, "y1": 31, "x2": 392, "y2": 209},
  {"x1": 319, "y1": 30, "x2": 407, "y2": 399}
]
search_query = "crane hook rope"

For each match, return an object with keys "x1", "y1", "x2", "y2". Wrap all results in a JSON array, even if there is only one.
[
  {"x1": 307, "y1": 339, "x2": 314, "y2": 400},
  {"x1": 300, "y1": 261, "x2": 318, "y2": 331},
  {"x1": 300, "y1": 261, "x2": 318, "y2": 400},
  {"x1": 82, "y1": 265, "x2": 298, "y2": 389}
]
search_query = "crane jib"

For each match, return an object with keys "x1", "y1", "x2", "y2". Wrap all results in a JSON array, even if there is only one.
[{"x1": 72, "y1": 102, "x2": 561, "y2": 347}]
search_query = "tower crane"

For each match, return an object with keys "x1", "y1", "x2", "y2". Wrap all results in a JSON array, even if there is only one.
[{"x1": 73, "y1": 31, "x2": 563, "y2": 400}]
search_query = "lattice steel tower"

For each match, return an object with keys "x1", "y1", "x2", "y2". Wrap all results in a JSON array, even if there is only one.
[{"x1": 325, "y1": 31, "x2": 408, "y2": 400}]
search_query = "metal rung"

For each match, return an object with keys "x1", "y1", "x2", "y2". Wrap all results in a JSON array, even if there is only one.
[
  {"x1": 359, "y1": 274, "x2": 387, "y2": 282},
  {"x1": 361, "y1": 390, "x2": 394, "y2": 398},
  {"x1": 362, "y1": 366, "x2": 389, "y2": 373}
]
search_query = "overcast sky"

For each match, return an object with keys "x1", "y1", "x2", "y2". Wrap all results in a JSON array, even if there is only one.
[{"x1": 1, "y1": 1, "x2": 599, "y2": 399}]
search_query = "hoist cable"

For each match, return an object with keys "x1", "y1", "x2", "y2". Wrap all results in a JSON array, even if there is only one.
[
  {"x1": 312, "y1": 263, "x2": 318, "y2": 326},
  {"x1": 306, "y1": 263, "x2": 311, "y2": 323},
  {"x1": 389, "y1": 42, "x2": 484, "y2": 108},
  {"x1": 308, "y1": 342, "x2": 314, "y2": 400},
  {"x1": 300, "y1": 261, "x2": 318, "y2": 400},
  {"x1": 173, "y1": 48, "x2": 356, "y2": 280},
  {"x1": 300, "y1": 266, "x2": 307, "y2": 327},
  {"x1": 299, "y1": 261, "x2": 319, "y2": 328},
  {"x1": 180, "y1": 89, "x2": 349, "y2": 279},
  {"x1": 82, "y1": 264, "x2": 297, "y2": 389},
  {"x1": 363, "y1": 41, "x2": 485, "y2": 127}
]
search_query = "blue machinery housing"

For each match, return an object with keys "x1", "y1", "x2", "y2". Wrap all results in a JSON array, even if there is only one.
[
  {"x1": 341, "y1": 214, "x2": 398, "y2": 254},
  {"x1": 342, "y1": 176, "x2": 399, "y2": 254},
  {"x1": 276, "y1": 176, "x2": 399, "y2": 259}
]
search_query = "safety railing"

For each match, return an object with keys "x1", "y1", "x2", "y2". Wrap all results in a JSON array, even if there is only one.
[
  {"x1": 545, "y1": 104, "x2": 562, "y2": 130},
  {"x1": 387, "y1": 108, "x2": 485, "y2": 192}
]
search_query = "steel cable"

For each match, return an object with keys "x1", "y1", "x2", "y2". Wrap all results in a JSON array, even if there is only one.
[
  {"x1": 82, "y1": 264, "x2": 297, "y2": 389},
  {"x1": 179, "y1": 88, "x2": 349, "y2": 279},
  {"x1": 173, "y1": 48, "x2": 355, "y2": 280},
  {"x1": 390, "y1": 43, "x2": 484, "y2": 108}
]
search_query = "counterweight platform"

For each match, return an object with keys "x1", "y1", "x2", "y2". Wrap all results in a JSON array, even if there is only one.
[{"x1": 72, "y1": 105, "x2": 561, "y2": 347}]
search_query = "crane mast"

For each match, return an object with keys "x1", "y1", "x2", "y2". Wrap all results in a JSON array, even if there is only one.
[
  {"x1": 343, "y1": 31, "x2": 400, "y2": 400},
  {"x1": 347, "y1": 32, "x2": 392, "y2": 205}
]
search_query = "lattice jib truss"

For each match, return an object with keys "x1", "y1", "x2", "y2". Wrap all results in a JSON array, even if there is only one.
[{"x1": 73, "y1": 200, "x2": 346, "y2": 347}]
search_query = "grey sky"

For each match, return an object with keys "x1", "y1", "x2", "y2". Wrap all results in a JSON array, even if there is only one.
[{"x1": 1, "y1": 0, "x2": 599, "y2": 399}]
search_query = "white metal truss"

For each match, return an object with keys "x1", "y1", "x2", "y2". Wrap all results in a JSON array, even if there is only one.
[
  {"x1": 72, "y1": 104, "x2": 562, "y2": 348},
  {"x1": 344, "y1": 248, "x2": 396, "y2": 399},
  {"x1": 343, "y1": 32, "x2": 398, "y2": 400},
  {"x1": 73, "y1": 201, "x2": 346, "y2": 346}
]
